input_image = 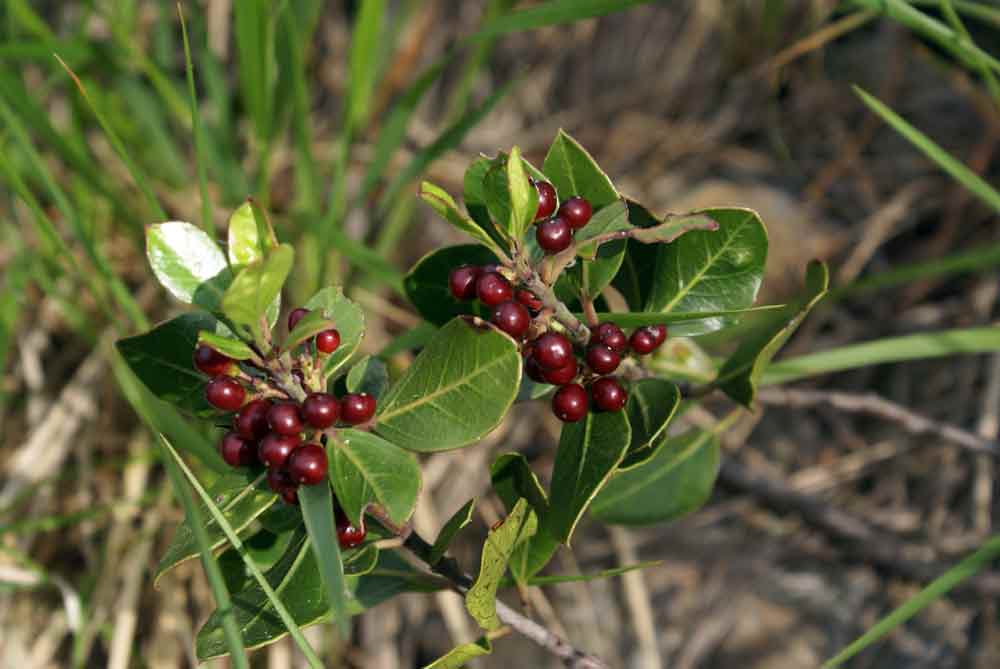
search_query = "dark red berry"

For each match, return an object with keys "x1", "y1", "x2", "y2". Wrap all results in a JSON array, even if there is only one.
[
  {"x1": 629, "y1": 327, "x2": 665, "y2": 355},
  {"x1": 280, "y1": 486, "x2": 299, "y2": 505},
  {"x1": 266, "y1": 467, "x2": 293, "y2": 493},
  {"x1": 449, "y1": 265, "x2": 481, "y2": 301},
  {"x1": 336, "y1": 511, "x2": 367, "y2": 549},
  {"x1": 525, "y1": 355, "x2": 547, "y2": 383},
  {"x1": 585, "y1": 344, "x2": 621, "y2": 375},
  {"x1": 535, "y1": 216, "x2": 573, "y2": 254},
  {"x1": 340, "y1": 393, "x2": 376, "y2": 425},
  {"x1": 515, "y1": 289, "x2": 543, "y2": 314},
  {"x1": 592, "y1": 322, "x2": 628, "y2": 354},
  {"x1": 491, "y1": 300, "x2": 531, "y2": 339},
  {"x1": 267, "y1": 403, "x2": 304, "y2": 436},
  {"x1": 205, "y1": 377, "x2": 246, "y2": 411},
  {"x1": 533, "y1": 332, "x2": 573, "y2": 370},
  {"x1": 287, "y1": 444, "x2": 328, "y2": 486},
  {"x1": 552, "y1": 383, "x2": 588, "y2": 422},
  {"x1": 542, "y1": 357, "x2": 578, "y2": 385},
  {"x1": 259, "y1": 433, "x2": 301, "y2": 469},
  {"x1": 558, "y1": 196, "x2": 592, "y2": 229},
  {"x1": 288, "y1": 307, "x2": 310, "y2": 332},
  {"x1": 219, "y1": 432, "x2": 257, "y2": 467},
  {"x1": 476, "y1": 271, "x2": 513, "y2": 307},
  {"x1": 302, "y1": 392, "x2": 339, "y2": 429},
  {"x1": 533, "y1": 180, "x2": 557, "y2": 221},
  {"x1": 234, "y1": 398, "x2": 273, "y2": 440},
  {"x1": 591, "y1": 377, "x2": 627, "y2": 412},
  {"x1": 316, "y1": 329, "x2": 341, "y2": 354},
  {"x1": 194, "y1": 344, "x2": 233, "y2": 377}
]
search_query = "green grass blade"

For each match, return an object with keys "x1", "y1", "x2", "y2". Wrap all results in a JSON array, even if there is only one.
[
  {"x1": 157, "y1": 436, "x2": 250, "y2": 669},
  {"x1": 298, "y1": 483, "x2": 349, "y2": 637},
  {"x1": 348, "y1": 0, "x2": 386, "y2": 129},
  {"x1": 469, "y1": 0, "x2": 658, "y2": 40},
  {"x1": 911, "y1": 0, "x2": 1000, "y2": 28},
  {"x1": 761, "y1": 327, "x2": 1000, "y2": 386},
  {"x1": 824, "y1": 535, "x2": 1000, "y2": 668},
  {"x1": 377, "y1": 78, "x2": 516, "y2": 214},
  {"x1": 160, "y1": 439, "x2": 324, "y2": 668},
  {"x1": 854, "y1": 86, "x2": 1000, "y2": 213},
  {"x1": 938, "y1": 0, "x2": 1000, "y2": 104},
  {"x1": 54, "y1": 55, "x2": 168, "y2": 220},
  {"x1": 178, "y1": 2, "x2": 214, "y2": 234}
]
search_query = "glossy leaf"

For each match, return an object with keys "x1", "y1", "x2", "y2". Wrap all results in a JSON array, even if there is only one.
[
  {"x1": 544, "y1": 409, "x2": 630, "y2": 544},
  {"x1": 578, "y1": 305, "x2": 786, "y2": 328},
  {"x1": 329, "y1": 429, "x2": 422, "y2": 526},
  {"x1": 197, "y1": 330, "x2": 255, "y2": 361},
  {"x1": 591, "y1": 429, "x2": 720, "y2": 526},
  {"x1": 645, "y1": 208, "x2": 768, "y2": 335},
  {"x1": 375, "y1": 317, "x2": 521, "y2": 452},
  {"x1": 428, "y1": 499, "x2": 476, "y2": 565},
  {"x1": 217, "y1": 527, "x2": 300, "y2": 594},
  {"x1": 630, "y1": 213, "x2": 719, "y2": 244},
  {"x1": 286, "y1": 308, "x2": 337, "y2": 351},
  {"x1": 568, "y1": 239, "x2": 627, "y2": 299},
  {"x1": 299, "y1": 482, "x2": 348, "y2": 636},
  {"x1": 420, "y1": 181, "x2": 504, "y2": 256},
  {"x1": 146, "y1": 221, "x2": 231, "y2": 310},
  {"x1": 345, "y1": 355, "x2": 389, "y2": 399},
  {"x1": 227, "y1": 200, "x2": 277, "y2": 267},
  {"x1": 117, "y1": 312, "x2": 218, "y2": 416},
  {"x1": 506, "y1": 146, "x2": 538, "y2": 241},
  {"x1": 718, "y1": 260, "x2": 829, "y2": 407},
  {"x1": 490, "y1": 452, "x2": 548, "y2": 514},
  {"x1": 542, "y1": 129, "x2": 618, "y2": 208},
  {"x1": 303, "y1": 287, "x2": 365, "y2": 379},
  {"x1": 423, "y1": 637, "x2": 492, "y2": 669},
  {"x1": 466, "y1": 498, "x2": 532, "y2": 631},
  {"x1": 464, "y1": 156, "x2": 514, "y2": 250},
  {"x1": 222, "y1": 244, "x2": 294, "y2": 343},
  {"x1": 618, "y1": 379, "x2": 681, "y2": 469},
  {"x1": 155, "y1": 469, "x2": 278, "y2": 587},
  {"x1": 404, "y1": 244, "x2": 500, "y2": 326}
]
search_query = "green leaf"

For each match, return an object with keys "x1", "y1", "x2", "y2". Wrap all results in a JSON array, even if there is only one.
[
  {"x1": 465, "y1": 498, "x2": 533, "y2": 631},
  {"x1": 222, "y1": 244, "x2": 294, "y2": 343},
  {"x1": 116, "y1": 312, "x2": 219, "y2": 416},
  {"x1": 345, "y1": 355, "x2": 389, "y2": 399},
  {"x1": 618, "y1": 379, "x2": 681, "y2": 470},
  {"x1": 580, "y1": 305, "x2": 786, "y2": 328},
  {"x1": 404, "y1": 245, "x2": 501, "y2": 326},
  {"x1": 542, "y1": 129, "x2": 619, "y2": 209},
  {"x1": 343, "y1": 543, "x2": 380, "y2": 576},
  {"x1": 346, "y1": 0, "x2": 384, "y2": 127},
  {"x1": 197, "y1": 331, "x2": 255, "y2": 361},
  {"x1": 217, "y1": 527, "x2": 301, "y2": 594},
  {"x1": 471, "y1": 0, "x2": 659, "y2": 40},
  {"x1": 146, "y1": 221, "x2": 231, "y2": 310},
  {"x1": 718, "y1": 260, "x2": 829, "y2": 407},
  {"x1": 545, "y1": 409, "x2": 631, "y2": 544},
  {"x1": 329, "y1": 429, "x2": 422, "y2": 526},
  {"x1": 823, "y1": 534, "x2": 1000, "y2": 668},
  {"x1": 630, "y1": 213, "x2": 720, "y2": 245},
  {"x1": 464, "y1": 156, "x2": 514, "y2": 251},
  {"x1": 761, "y1": 326, "x2": 1000, "y2": 386},
  {"x1": 569, "y1": 240, "x2": 627, "y2": 299},
  {"x1": 286, "y1": 309, "x2": 337, "y2": 351},
  {"x1": 645, "y1": 208, "x2": 768, "y2": 335},
  {"x1": 521, "y1": 560, "x2": 663, "y2": 586},
  {"x1": 573, "y1": 199, "x2": 629, "y2": 259},
  {"x1": 423, "y1": 637, "x2": 492, "y2": 669},
  {"x1": 298, "y1": 482, "x2": 348, "y2": 637},
  {"x1": 155, "y1": 469, "x2": 279, "y2": 587},
  {"x1": 375, "y1": 317, "x2": 521, "y2": 451},
  {"x1": 227, "y1": 200, "x2": 276, "y2": 267},
  {"x1": 506, "y1": 146, "x2": 538, "y2": 241},
  {"x1": 420, "y1": 181, "x2": 505, "y2": 256},
  {"x1": 612, "y1": 202, "x2": 660, "y2": 309},
  {"x1": 197, "y1": 543, "x2": 441, "y2": 660},
  {"x1": 303, "y1": 287, "x2": 366, "y2": 379},
  {"x1": 428, "y1": 499, "x2": 477, "y2": 565},
  {"x1": 853, "y1": 85, "x2": 1000, "y2": 213},
  {"x1": 490, "y1": 453, "x2": 548, "y2": 514},
  {"x1": 591, "y1": 429, "x2": 720, "y2": 526}
]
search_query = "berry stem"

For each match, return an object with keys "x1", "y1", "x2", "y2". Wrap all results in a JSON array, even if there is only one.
[
  {"x1": 512, "y1": 255, "x2": 590, "y2": 346},
  {"x1": 581, "y1": 297, "x2": 599, "y2": 328}
]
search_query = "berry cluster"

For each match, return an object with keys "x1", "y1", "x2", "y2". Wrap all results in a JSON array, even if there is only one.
[
  {"x1": 449, "y1": 264, "x2": 540, "y2": 339},
  {"x1": 194, "y1": 308, "x2": 376, "y2": 508},
  {"x1": 532, "y1": 180, "x2": 593, "y2": 254},
  {"x1": 527, "y1": 322, "x2": 667, "y2": 423}
]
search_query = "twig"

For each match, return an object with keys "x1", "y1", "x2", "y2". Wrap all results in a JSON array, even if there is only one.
[
  {"x1": 757, "y1": 387, "x2": 998, "y2": 456},
  {"x1": 371, "y1": 509, "x2": 609, "y2": 668}
]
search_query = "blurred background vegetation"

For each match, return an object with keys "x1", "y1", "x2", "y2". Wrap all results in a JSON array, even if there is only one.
[{"x1": 2, "y1": 1, "x2": 1000, "y2": 667}]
